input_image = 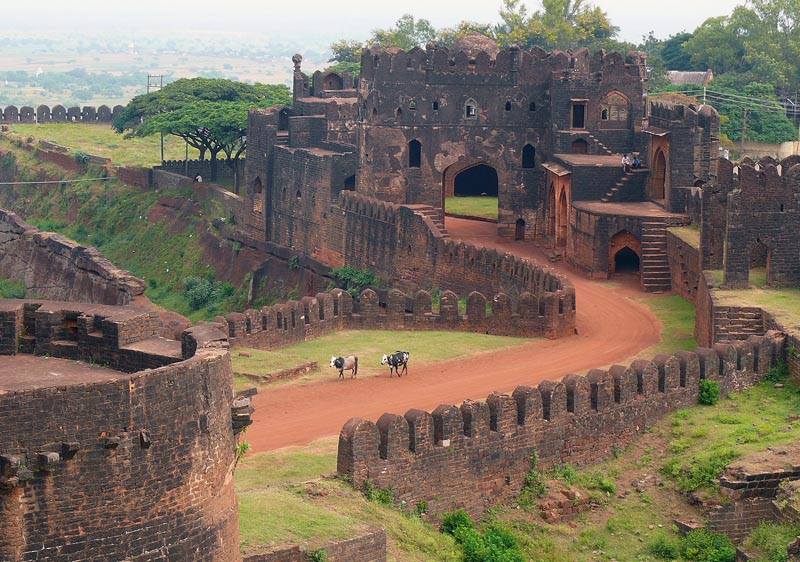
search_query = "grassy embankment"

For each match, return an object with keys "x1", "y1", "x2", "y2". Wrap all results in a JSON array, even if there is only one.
[
  {"x1": 236, "y1": 375, "x2": 800, "y2": 560},
  {"x1": 444, "y1": 195, "x2": 498, "y2": 220},
  {"x1": 232, "y1": 329, "x2": 529, "y2": 389},
  {"x1": 9, "y1": 122, "x2": 200, "y2": 167},
  {"x1": 0, "y1": 140, "x2": 243, "y2": 321}
]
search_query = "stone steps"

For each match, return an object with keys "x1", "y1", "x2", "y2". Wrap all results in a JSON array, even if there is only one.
[
  {"x1": 640, "y1": 220, "x2": 671, "y2": 292},
  {"x1": 414, "y1": 206, "x2": 449, "y2": 238}
]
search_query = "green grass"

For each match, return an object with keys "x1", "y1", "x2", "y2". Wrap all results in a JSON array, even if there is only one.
[
  {"x1": 636, "y1": 293, "x2": 698, "y2": 357},
  {"x1": 9, "y1": 123, "x2": 201, "y2": 167},
  {"x1": 232, "y1": 329, "x2": 529, "y2": 386},
  {"x1": 709, "y1": 268, "x2": 800, "y2": 335},
  {"x1": 744, "y1": 521, "x2": 800, "y2": 562},
  {"x1": 235, "y1": 438, "x2": 461, "y2": 560},
  {"x1": 0, "y1": 141, "x2": 243, "y2": 321},
  {"x1": 0, "y1": 278, "x2": 26, "y2": 298},
  {"x1": 669, "y1": 225, "x2": 701, "y2": 249},
  {"x1": 444, "y1": 196, "x2": 498, "y2": 220}
]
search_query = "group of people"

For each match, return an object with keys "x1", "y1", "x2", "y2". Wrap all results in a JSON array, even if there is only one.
[{"x1": 621, "y1": 153, "x2": 642, "y2": 173}]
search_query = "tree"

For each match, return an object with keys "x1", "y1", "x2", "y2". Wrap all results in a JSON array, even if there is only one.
[
  {"x1": 660, "y1": 32, "x2": 696, "y2": 71},
  {"x1": 370, "y1": 14, "x2": 437, "y2": 50},
  {"x1": 113, "y1": 78, "x2": 290, "y2": 187},
  {"x1": 328, "y1": 39, "x2": 363, "y2": 76},
  {"x1": 436, "y1": 21, "x2": 497, "y2": 48}
]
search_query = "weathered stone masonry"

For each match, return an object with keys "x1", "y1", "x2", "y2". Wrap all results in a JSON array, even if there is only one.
[
  {"x1": 337, "y1": 332, "x2": 784, "y2": 518},
  {"x1": 0, "y1": 299, "x2": 248, "y2": 562}
]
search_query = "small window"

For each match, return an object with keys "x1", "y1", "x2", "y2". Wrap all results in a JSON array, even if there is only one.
[
  {"x1": 522, "y1": 144, "x2": 535, "y2": 169},
  {"x1": 601, "y1": 108, "x2": 609, "y2": 120},
  {"x1": 408, "y1": 139, "x2": 421, "y2": 168},
  {"x1": 295, "y1": 190, "x2": 302, "y2": 199},
  {"x1": 409, "y1": 100, "x2": 417, "y2": 111},
  {"x1": 465, "y1": 98, "x2": 478, "y2": 119},
  {"x1": 396, "y1": 107, "x2": 403, "y2": 118},
  {"x1": 372, "y1": 107, "x2": 377, "y2": 117},
  {"x1": 571, "y1": 103, "x2": 586, "y2": 129},
  {"x1": 505, "y1": 101, "x2": 512, "y2": 111},
  {"x1": 529, "y1": 102, "x2": 536, "y2": 112},
  {"x1": 432, "y1": 100, "x2": 440, "y2": 111}
]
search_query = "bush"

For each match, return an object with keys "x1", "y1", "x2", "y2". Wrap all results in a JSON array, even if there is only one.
[
  {"x1": 765, "y1": 361, "x2": 789, "y2": 384},
  {"x1": 662, "y1": 447, "x2": 739, "y2": 492},
  {"x1": 442, "y1": 511, "x2": 525, "y2": 562},
  {"x1": 0, "y1": 278, "x2": 26, "y2": 299},
  {"x1": 746, "y1": 521, "x2": 800, "y2": 562},
  {"x1": 183, "y1": 276, "x2": 235, "y2": 312},
  {"x1": 441, "y1": 509, "x2": 474, "y2": 535},
  {"x1": 681, "y1": 529, "x2": 736, "y2": 562},
  {"x1": 648, "y1": 532, "x2": 681, "y2": 559},
  {"x1": 699, "y1": 379, "x2": 720, "y2": 406},
  {"x1": 308, "y1": 549, "x2": 327, "y2": 562},
  {"x1": 363, "y1": 480, "x2": 394, "y2": 505},
  {"x1": 518, "y1": 452, "x2": 547, "y2": 508},
  {"x1": 330, "y1": 266, "x2": 381, "y2": 297}
]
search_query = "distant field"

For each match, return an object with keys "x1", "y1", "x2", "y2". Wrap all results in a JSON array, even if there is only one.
[
  {"x1": 232, "y1": 329, "x2": 530, "y2": 388},
  {"x1": 444, "y1": 196, "x2": 498, "y2": 219},
  {"x1": 9, "y1": 123, "x2": 200, "y2": 167}
]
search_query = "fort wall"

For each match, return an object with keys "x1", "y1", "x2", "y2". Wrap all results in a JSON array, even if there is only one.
[
  {"x1": 0, "y1": 300, "x2": 244, "y2": 562},
  {"x1": 0, "y1": 104, "x2": 123, "y2": 123},
  {"x1": 337, "y1": 332, "x2": 784, "y2": 518},
  {"x1": 0, "y1": 209, "x2": 144, "y2": 305},
  {"x1": 243, "y1": 529, "x2": 386, "y2": 562},
  {"x1": 666, "y1": 229, "x2": 701, "y2": 301}
]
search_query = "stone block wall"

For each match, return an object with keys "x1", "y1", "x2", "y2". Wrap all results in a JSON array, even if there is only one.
[
  {"x1": 0, "y1": 209, "x2": 145, "y2": 305},
  {"x1": 0, "y1": 300, "x2": 244, "y2": 562},
  {"x1": 337, "y1": 333, "x2": 784, "y2": 519},
  {"x1": 225, "y1": 282, "x2": 575, "y2": 349},
  {"x1": 666, "y1": 230, "x2": 701, "y2": 301},
  {"x1": 244, "y1": 529, "x2": 387, "y2": 562}
]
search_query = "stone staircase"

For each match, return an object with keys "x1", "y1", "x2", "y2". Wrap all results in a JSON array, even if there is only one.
[
  {"x1": 713, "y1": 307, "x2": 765, "y2": 341},
  {"x1": 413, "y1": 206, "x2": 450, "y2": 238},
  {"x1": 585, "y1": 132, "x2": 613, "y2": 155},
  {"x1": 601, "y1": 167, "x2": 648, "y2": 202},
  {"x1": 640, "y1": 219, "x2": 671, "y2": 292}
]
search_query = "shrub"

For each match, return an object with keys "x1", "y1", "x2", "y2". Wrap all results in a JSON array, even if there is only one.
[
  {"x1": 288, "y1": 255, "x2": 301, "y2": 270},
  {"x1": 518, "y1": 452, "x2": 547, "y2": 508},
  {"x1": 363, "y1": 480, "x2": 394, "y2": 505},
  {"x1": 330, "y1": 266, "x2": 381, "y2": 297},
  {"x1": 441, "y1": 509, "x2": 474, "y2": 535},
  {"x1": 699, "y1": 379, "x2": 720, "y2": 406},
  {"x1": 308, "y1": 548, "x2": 327, "y2": 562},
  {"x1": 681, "y1": 529, "x2": 736, "y2": 562},
  {"x1": 414, "y1": 501, "x2": 428, "y2": 516},
  {"x1": 183, "y1": 276, "x2": 235, "y2": 312},
  {"x1": 551, "y1": 463, "x2": 580, "y2": 485},
  {"x1": 765, "y1": 361, "x2": 789, "y2": 384},
  {"x1": 73, "y1": 150, "x2": 91, "y2": 165},
  {"x1": 648, "y1": 532, "x2": 681, "y2": 559},
  {"x1": 0, "y1": 278, "x2": 26, "y2": 299},
  {"x1": 746, "y1": 521, "x2": 800, "y2": 562},
  {"x1": 662, "y1": 447, "x2": 739, "y2": 492}
]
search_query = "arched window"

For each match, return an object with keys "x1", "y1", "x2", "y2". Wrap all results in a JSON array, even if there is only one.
[
  {"x1": 396, "y1": 107, "x2": 403, "y2": 118},
  {"x1": 505, "y1": 100, "x2": 512, "y2": 111},
  {"x1": 432, "y1": 100, "x2": 440, "y2": 111},
  {"x1": 464, "y1": 98, "x2": 478, "y2": 119},
  {"x1": 408, "y1": 139, "x2": 421, "y2": 168},
  {"x1": 409, "y1": 100, "x2": 417, "y2": 111},
  {"x1": 522, "y1": 144, "x2": 535, "y2": 168},
  {"x1": 529, "y1": 102, "x2": 536, "y2": 112},
  {"x1": 599, "y1": 91, "x2": 629, "y2": 121}
]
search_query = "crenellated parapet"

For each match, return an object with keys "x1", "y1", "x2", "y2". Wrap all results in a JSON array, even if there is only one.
[
  {"x1": 224, "y1": 282, "x2": 575, "y2": 350},
  {"x1": 0, "y1": 104, "x2": 124, "y2": 123},
  {"x1": 337, "y1": 331, "x2": 785, "y2": 518}
]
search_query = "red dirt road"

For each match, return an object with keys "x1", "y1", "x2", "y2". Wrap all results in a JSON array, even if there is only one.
[{"x1": 248, "y1": 218, "x2": 661, "y2": 452}]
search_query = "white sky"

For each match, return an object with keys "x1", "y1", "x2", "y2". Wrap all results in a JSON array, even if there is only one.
[{"x1": 1, "y1": 0, "x2": 741, "y2": 43}]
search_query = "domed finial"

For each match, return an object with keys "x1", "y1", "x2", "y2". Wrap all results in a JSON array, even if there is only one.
[{"x1": 292, "y1": 54, "x2": 303, "y2": 71}]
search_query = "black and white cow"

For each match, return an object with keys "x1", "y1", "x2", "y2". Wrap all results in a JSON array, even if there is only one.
[
  {"x1": 330, "y1": 355, "x2": 358, "y2": 379},
  {"x1": 381, "y1": 351, "x2": 410, "y2": 377}
]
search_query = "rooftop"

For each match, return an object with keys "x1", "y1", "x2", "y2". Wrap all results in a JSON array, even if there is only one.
[
  {"x1": 554, "y1": 153, "x2": 624, "y2": 167},
  {"x1": 572, "y1": 201, "x2": 686, "y2": 219},
  {"x1": 0, "y1": 354, "x2": 128, "y2": 393}
]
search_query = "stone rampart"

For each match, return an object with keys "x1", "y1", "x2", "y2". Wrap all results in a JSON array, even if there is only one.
[
  {"x1": 337, "y1": 332, "x2": 784, "y2": 518},
  {"x1": 0, "y1": 208, "x2": 144, "y2": 305},
  {"x1": 0, "y1": 104, "x2": 123, "y2": 123},
  {"x1": 224, "y1": 284, "x2": 575, "y2": 349},
  {"x1": 243, "y1": 528, "x2": 386, "y2": 562},
  {"x1": 0, "y1": 299, "x2": 247, "y2": 561}
]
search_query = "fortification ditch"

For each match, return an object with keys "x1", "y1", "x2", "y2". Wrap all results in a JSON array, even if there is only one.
[{"x1": 337, "y1": 332, "x2": 785, "y2": 518}]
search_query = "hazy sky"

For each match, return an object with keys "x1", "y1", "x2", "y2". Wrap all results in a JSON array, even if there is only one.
[{"x1": 2, "y1": 0, "x2": 741, "y2": 43}]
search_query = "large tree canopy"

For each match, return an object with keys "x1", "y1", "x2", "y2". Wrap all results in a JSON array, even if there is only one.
[{"x1": 113, "y1": 78, "x2": 290, "y2": 187}]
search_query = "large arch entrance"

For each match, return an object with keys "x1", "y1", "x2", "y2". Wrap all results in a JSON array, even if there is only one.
[
  {"x1": 443, "y1": 162, "x2": 499, "y2": 221},
  {"x1": 650, "y1": 149, "x2": 666, "y2": 201}
]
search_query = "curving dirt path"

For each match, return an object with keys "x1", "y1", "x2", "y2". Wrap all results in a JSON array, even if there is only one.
[{"x1": 248, "y1": 218, "x2": 662, "y2": 452}]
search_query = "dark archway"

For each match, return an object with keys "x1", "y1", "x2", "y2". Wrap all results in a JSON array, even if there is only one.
[
  {"x1": 278, "y1": 108, "x2": 289, "y2": 131},
  {"x1": 252, "y1": 176, "x2": 264, "y2": 214},
  {"x1": 522, "y1": 144, "x2": 535, "y2": 168},
  {"x1": 614, "y1": 247, "x2": 640, "y2": 273},
  {"x1": 571, "y1": 139, "x2": 588, "y2": 154},
  {"x1": 408, "y1": 139, "x2": 421, "y2": 168},
  {"x1": 557, "y1": 189, "x2": 568, "y2": 247},
  {"x1": 515, "y1": 218, "x2": 525, "y2": 241},
  {"x1": 454, "y1": 164, "x2": 498, "y2": 197},
  {"x1": 651, "y1": 149, "x2": 667, "y2": 200}
]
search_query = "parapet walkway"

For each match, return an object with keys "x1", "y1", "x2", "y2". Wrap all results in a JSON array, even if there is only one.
[{"x1": 247, "y1": 218, "x2": 662, "y2": 452}]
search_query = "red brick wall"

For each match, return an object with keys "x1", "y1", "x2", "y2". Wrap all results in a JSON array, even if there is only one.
[
  {"x1": 244, "y1": 529, "x2": 386, "y2": 562},
  {"x1": 337, "y1": 334, "x2": 784, "y2": 519},
  {"x1": 666, "y1": 231, "x2": 701, "y2": 301},
  {"x1": 0, "y1": 302, "x2": 242, "y2": 562}
]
